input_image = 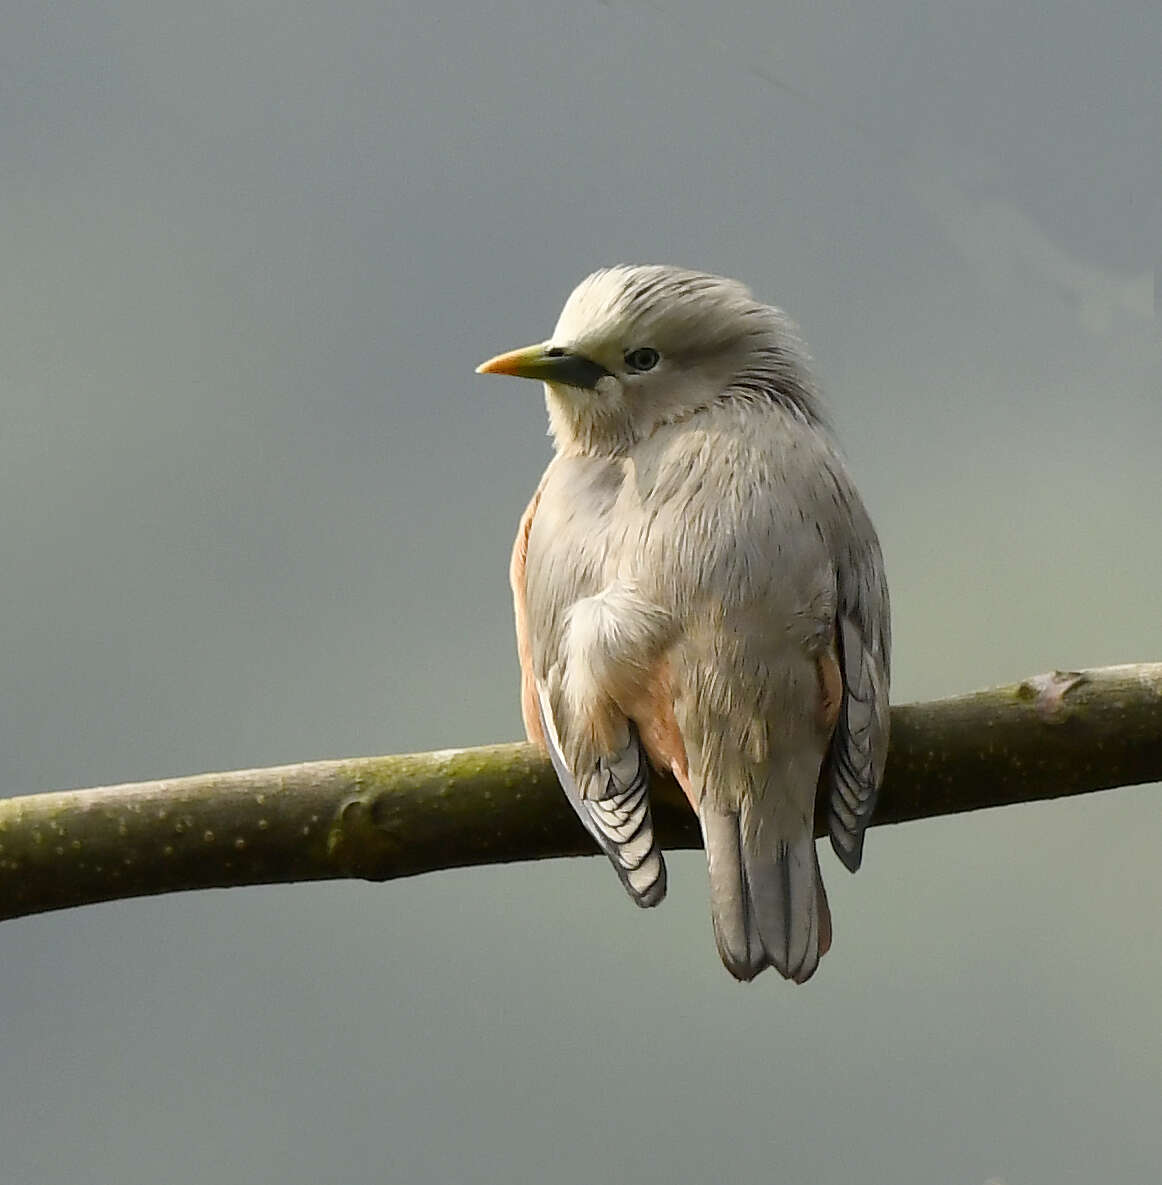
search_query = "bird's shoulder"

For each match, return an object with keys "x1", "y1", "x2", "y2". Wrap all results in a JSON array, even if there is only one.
[
  {"x1": 630, "y1": 398, "x2": 854, "y2": 524},
  {"x1": 528, "y1": 451, "x2": 629, "y2": 543}
]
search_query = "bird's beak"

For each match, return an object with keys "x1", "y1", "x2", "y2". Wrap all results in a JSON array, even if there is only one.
[{"x1": 475, "y1": 342, "x2": 610, "y2": 390}]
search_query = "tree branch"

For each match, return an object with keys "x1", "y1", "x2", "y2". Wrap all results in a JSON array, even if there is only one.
[{"x1": 1, "y1": 663, "x2": 1159, "y2": 923}]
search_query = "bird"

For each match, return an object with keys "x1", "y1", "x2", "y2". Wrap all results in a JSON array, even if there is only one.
[{"x1": 476, "y1": 265, "x2": 890, "y2": 983}]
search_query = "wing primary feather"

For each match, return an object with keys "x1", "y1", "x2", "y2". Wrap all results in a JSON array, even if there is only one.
[
  {"x1": 536, "y1": 683, "x2": 667, "y2": 908},
  {"x1": 826, "y1": 611, "x2": 890, "y2": 873}
]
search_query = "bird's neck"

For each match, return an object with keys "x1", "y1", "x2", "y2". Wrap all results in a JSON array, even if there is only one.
[{"x1": 545, "y1": 389, "x2": 638, "y2": 458}]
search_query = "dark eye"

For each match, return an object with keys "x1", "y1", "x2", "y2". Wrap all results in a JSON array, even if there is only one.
[{"x1": 623, "y1": 347, "x2": 660, "y2": 373}]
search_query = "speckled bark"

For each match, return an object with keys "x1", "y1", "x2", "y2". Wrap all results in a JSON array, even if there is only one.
[{"x1": 1, "y1": 663, "x2": 1159, "y2": 923}]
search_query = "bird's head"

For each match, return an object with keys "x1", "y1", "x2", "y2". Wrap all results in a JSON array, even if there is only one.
[{"x1": 476, "y1": 265, "x2": 823, "y2": 456}]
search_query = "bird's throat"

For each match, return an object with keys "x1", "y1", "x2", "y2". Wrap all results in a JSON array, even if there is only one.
[{"x1": 545, "y1": 386, "x2": 637, "y2": 458}]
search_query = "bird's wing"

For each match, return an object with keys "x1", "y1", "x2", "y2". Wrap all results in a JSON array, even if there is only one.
[
  {"x1": 512, "y1": 475, "x2": 666, "y2": 907},
  {"x1": 824, "y1": 538, "x2": 891, "y2": 872},
  {"x1": 535, "y1": 681, "x2": 667, "y2": 909}
]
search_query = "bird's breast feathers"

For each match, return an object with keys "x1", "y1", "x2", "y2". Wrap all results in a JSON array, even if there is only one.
[{"x1": 526, "y1": 403, "x2": 844, "y2": 657}]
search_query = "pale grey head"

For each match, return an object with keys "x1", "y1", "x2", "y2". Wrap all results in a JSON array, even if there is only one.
[{"x1": 477, "y1": 264, "x2": 827, "y2": 455}]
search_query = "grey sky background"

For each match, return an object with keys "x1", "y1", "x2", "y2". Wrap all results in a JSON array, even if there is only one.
[{"x1": 2, "y1": 2, "x2": 1159, "y2": 1183}]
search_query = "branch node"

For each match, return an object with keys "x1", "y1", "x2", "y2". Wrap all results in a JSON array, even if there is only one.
[{"x1": 1017, "y1": 669, "x2": 1088, "y2": 722}]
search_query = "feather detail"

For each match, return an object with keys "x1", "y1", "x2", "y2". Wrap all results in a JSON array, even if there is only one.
[
  {"x1": 537, "y1": 683, "x2": 666, "y2": 908},
  {"x1": 701, "y1": 801, "x2": 830, "y2": 984},
  {"x1": 826, "y1": 611, "x2": 890, "y2": 873}
]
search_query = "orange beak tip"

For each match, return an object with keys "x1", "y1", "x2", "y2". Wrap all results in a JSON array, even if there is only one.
[{"x1": 474, "y1": 343, "x2": 547, "y2": 379}]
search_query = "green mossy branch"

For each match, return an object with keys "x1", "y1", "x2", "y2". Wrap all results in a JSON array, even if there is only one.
[{"x1": 1, "y1": 663, "x2": 1159, "y2": 923}]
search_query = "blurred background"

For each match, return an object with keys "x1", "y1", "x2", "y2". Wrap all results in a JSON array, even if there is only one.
[{"x1": 1, "y1": 2, "x2": 1158, "y2": 1182}]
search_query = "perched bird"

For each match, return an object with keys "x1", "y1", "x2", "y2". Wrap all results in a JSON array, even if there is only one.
[{"x1": 476, "y1": 265, "x2": 890, "y2": 983}]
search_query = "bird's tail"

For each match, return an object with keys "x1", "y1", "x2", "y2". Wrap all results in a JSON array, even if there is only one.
[{"x1": 700, "y1": 803, "x2": 831, "y2": 983}]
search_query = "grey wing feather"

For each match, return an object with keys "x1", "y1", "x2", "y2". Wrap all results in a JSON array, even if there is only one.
[
  {"x1": 536, "y1": 684, "x2": 667, "y2": 908},
  {"x1": 826, "y1": 540, "x2": 891, "y2": 873}
]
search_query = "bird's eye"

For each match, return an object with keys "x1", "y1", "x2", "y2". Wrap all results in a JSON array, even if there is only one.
[{"x1": 623, "y1": 347, "x2": 660, "y2": 372}]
